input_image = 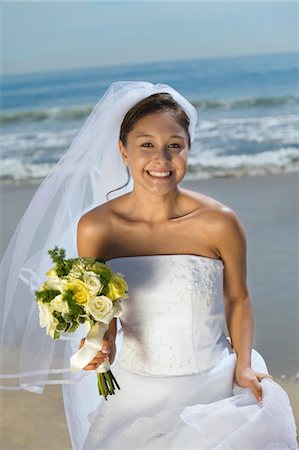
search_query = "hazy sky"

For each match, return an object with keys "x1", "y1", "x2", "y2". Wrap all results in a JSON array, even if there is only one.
[{"x1": 1, "y1": 1, "x2": 298, "y2": 75}]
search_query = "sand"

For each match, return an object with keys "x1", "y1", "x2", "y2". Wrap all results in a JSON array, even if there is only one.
[{"x1": 0, "y1": 171, "x2": 298, "y2": 448}]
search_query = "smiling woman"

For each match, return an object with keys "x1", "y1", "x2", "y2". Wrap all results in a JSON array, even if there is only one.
[
  {"x1": 0, "y1": 81, "x2": 297, "y2": 450},
  {"x1": 119, "y1": 110, "x2": 189, "y2": 196},
  {"x1": 106, "y1": 92, "x2": 192, "y2": 200},
  {"x1": 74, "y1": 83, "x2": 297, "y2": 449},
  {"x1": 101, "y1": 91, "x2": 195, "y2": 203}
]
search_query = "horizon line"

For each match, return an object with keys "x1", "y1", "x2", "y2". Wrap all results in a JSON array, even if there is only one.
[{"x1": 1, "y1": 49, "x2": 297, "y2": 79}]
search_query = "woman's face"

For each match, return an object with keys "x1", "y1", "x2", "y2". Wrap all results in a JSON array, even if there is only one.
[{"x1": 118, "y1": 111, "x2": 189, "y2": 195}]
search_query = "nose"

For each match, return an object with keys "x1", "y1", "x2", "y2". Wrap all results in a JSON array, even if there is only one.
[{"x1": 152, "y1": 146, "x2": 172, "y2": 164}]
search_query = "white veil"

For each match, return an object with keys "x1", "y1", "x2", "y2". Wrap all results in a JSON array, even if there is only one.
[{"x1": 0, "y1": 80, "x2": 197, "y2": 449}]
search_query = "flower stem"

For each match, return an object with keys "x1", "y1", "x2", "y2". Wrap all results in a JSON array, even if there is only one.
[
  {"x1": 97, "y1": 369, "x2": 120, "y2": 400},
  {"x1": 109, "y1": 370, "x2": 121, "y2": 390}
]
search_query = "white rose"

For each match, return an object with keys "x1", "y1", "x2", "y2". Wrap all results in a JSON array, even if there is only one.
[
  {"x1": 46, "y1": 277, "x2": 68, "y2": 293},
  {"x1": 38, "y1": 301, "x2": 59, "y2": 338},
  {"x1": 51, "y1": 294, "x2": 69, "y2": 314},
  {"x1": 85, "y1": 295, "x2": 114, "y2": 323},
  {"x1": 83, "y1": 271, "x2": 103, "y2": 296}
]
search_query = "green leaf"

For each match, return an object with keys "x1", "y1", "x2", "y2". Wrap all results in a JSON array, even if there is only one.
[
  {"x1": 68, "y1": 322, "x2": 79, "y2": 333},
  {"x1": 62, "y1": 313, "x2": 73, "y2": 322},
  {"x1": 34, "y1": 288, "x2": 61, "y2": 303},
  {"x1": 53, "y1": 330, "x2": 61, "y2": 340},
  {"x1": 47, "y1": 246, "x2": 74, "y2": 277},
  {"x1": 56, "y1": 322, "x2": 67, "y2": 331},
  {"x1": 53, "y1": 311, "x2": 65, "y2": 324}
]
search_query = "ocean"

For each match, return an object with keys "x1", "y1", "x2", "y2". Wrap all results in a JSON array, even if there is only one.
[{"x1": 0, "y1": 51, "x2": 298, "y2": 183}]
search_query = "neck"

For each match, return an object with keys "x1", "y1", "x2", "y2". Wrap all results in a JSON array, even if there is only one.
[{"x1": 126, "y1": 185, "x2": 182, "y2": 224}]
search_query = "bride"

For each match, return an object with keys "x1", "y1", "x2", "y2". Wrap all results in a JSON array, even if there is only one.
[{"x1": 0, "y1": 81, "x2": 297, "y2": 449}]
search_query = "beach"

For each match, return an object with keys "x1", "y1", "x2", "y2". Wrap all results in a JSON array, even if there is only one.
[{"x1": 1, "y1": 171, "x2": 298, "y2": 448}]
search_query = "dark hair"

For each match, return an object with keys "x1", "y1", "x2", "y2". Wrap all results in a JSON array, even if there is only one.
[
  {"x1": 120, "y1": 92, "x2": 191, "y2": 148},
  {"x1": 106, "y1": 92, "x2": 191, "y2": 201}
]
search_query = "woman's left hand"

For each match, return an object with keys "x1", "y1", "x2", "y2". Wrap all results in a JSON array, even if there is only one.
[{"x1": 234, "y1": 366, "x2": 273, "y2": 401}]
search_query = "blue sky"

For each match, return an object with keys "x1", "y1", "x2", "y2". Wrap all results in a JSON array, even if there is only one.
[{"x1": 1, "y1": 1, "x2": 298, "y2": 75}]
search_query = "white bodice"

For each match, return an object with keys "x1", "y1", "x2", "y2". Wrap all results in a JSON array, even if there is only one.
[{"x1": 107, "y1": 254, "x2": 234, "y2": 377}]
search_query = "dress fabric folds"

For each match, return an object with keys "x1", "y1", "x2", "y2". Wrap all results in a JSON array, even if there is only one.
[{"x1": 62, "y1": 254, "x2": 298, "y2": 450}]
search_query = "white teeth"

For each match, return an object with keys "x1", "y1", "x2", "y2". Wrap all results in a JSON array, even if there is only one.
[{"x1": 148, "y1": 171, "x2": 171, "y2": 177}]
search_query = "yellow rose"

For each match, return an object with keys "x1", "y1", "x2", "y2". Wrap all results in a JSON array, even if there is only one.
[
  {"x1": 46, "y1": 267, "x2": 57, "y2": 278},
  {"x1": 106, "y1": 273, "x2": 128, "y2": 301},
  {"x1": 66, "y1": 279, "x2": 90, "y2": 304}
]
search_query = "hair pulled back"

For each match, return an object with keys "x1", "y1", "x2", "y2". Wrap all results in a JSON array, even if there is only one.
[{"x1": 119, "y1": 92, "x2": 191, "y2": 149}]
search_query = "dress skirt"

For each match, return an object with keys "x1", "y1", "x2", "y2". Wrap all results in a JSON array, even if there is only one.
[{"x1": 64, "y1": 347, "x2": 298, "y2": 450}]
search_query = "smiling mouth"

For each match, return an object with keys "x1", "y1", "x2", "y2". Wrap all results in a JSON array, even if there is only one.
[{"x1": 146, "y1": 170, "x2": 173, "y2": 179}]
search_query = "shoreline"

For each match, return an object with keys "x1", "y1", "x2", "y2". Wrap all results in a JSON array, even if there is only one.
[{"x1": 0, "y1": 169, "x2": 297, "y2": 187}]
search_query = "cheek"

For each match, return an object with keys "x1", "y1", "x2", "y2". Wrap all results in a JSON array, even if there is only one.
[
  {"x1": 134, "y1": 153, "x2": 152, "y2": 166},
  {"x1": 128, "y1": 156, "x2": 148, "y2": 174}
]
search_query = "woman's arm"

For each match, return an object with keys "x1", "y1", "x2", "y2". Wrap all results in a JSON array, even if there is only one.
[
  {"x1": 213, "y1": 208, "x2": 253, "y2": 368},
  {"x1": 211, "y1": 207, "x2": 272, "y2": 400}
]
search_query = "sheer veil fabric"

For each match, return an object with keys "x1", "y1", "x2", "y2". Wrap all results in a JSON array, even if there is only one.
[{"x1": 0, "y1": 81, "x2": 198, "y2": 393}]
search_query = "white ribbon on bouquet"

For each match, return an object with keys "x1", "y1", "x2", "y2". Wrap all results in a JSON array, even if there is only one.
[{"x1": 70, "y1": 302, "x2": 123, "y2": 374}]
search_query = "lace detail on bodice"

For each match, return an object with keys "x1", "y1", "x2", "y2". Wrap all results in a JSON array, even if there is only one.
[{"x1": 107, "y1": 254, "x2": 234, "y2": 377}]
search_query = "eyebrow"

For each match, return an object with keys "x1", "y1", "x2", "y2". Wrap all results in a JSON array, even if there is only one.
[{"x1": 135, "y1": 133, "x2": 185, "y2": 140}]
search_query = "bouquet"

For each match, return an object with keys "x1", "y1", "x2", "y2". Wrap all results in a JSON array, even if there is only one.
[{"x1": 34, "y1": 246, "x2": 128, "y2": 400}]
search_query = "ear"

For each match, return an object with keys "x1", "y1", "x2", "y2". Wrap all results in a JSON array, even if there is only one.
[{"x1": 118, "y1": 139, "x2": 129, "y2": 166}]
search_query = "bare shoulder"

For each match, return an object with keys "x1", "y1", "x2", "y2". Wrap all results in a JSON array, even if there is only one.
[
  {"x1": 181, "y1": 188, "x2": 246, "y2": 254},
  {"x1": 77, "y1": 196, "x2": 125, "y2": 258},
  {"x1": 181, "y1": 187, "x2": 234, "y2": 219}
]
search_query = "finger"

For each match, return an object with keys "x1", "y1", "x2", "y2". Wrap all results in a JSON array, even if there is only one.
[
  {"x1": 101, "y1": 342, "x2": 110, "y2": 353},
  {"x1": 257, "y1": 372, "x2": 272, "y2": 379},
  {"x1": 93, "y1": 349, "x2": 109, "y2": 358},
  {"x1": 93, "y1": 353, "x2": 110, "y2": 363},
  {"x1": 92, "y1": 355, "x2": 109, "y2": 364},
  {"x1": 261, "y1": 374, "x2": 273, "y2": 380},
  {"x1": 256, "y1": 374, "x2": 273, "y2": 386},
  {"x1": 84, "y1": 355, "x2": 110, "y2": 369},
  {"x1": 83, "y1": 363, "x2": 98, "y2": 371},
  {"x1": 252, "y1": 379, "x2": 263, "y2": 400}
]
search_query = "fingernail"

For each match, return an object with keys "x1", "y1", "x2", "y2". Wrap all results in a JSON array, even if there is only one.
[
  {"x1": 259, "y1": 396, "x2": 262, "y2": 402},
  {"x1": 102, "y1": 347, "x2": 110, "y2": 353}
]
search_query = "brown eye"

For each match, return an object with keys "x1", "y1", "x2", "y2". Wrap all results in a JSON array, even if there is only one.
[{"x1": 141, "y1": 143, "x2": 153, "y2": 148}]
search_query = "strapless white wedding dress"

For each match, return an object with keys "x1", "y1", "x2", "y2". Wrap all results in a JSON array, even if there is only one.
[{"x1": 62, "y1": 254, "x2": 298, "y2": 450}]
